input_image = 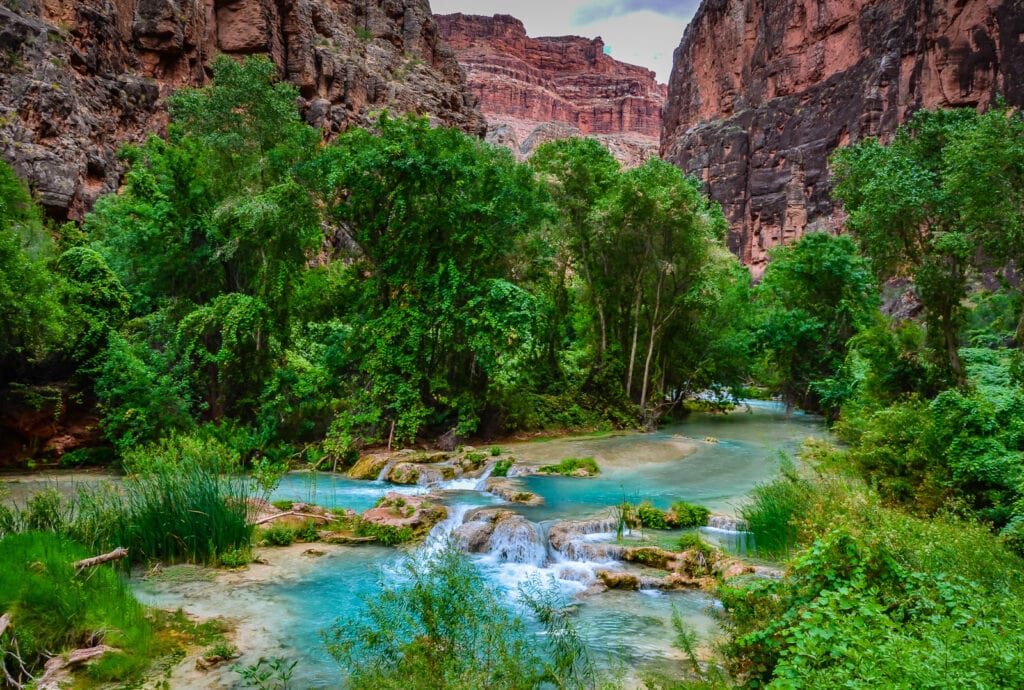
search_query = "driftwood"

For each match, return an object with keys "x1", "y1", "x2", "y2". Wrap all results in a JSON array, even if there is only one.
[
  {"x1": 73, "y1": 547, "x2": 129, "y2": 570},
  {"x1": 36, "y1": 645, "x2": 119, "y2": 690},
  {"x1": 252, "y1": 511, "x2": 338, "y2": 526},
  {"x1": 1, "y1": 612, "x2": 30, "y2": 690}
]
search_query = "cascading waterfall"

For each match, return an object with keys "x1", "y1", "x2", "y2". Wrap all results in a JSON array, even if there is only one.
[
  {"x1": 485, "y1": 516, "x2": 547, "y2": 566},
  {"x1": 375, "y1": 459, "x2": 399, "y2": 482}
]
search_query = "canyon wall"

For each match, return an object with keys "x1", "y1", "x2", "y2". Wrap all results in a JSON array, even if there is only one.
[
  {"x1": 661, "y1": 0, "x2": 1024, "y2": 272},
  {"x1": 0, "y1": 0, "x2": 485, "y2": 220},
  {"x1": 436, "y1": 13, "x2": 667, "y2": 165}
]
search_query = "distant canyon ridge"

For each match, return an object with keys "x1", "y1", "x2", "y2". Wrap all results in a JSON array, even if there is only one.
[
  {"x1": 435, "y1": 13, "x2": 666, "y2": 167},
  {"x1": 1, "y1": 0, "x2": 1023, "y2": 268}
]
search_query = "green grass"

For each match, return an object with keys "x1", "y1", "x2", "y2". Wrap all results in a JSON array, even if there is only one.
[
  {"x1": 740, "y1": 463, "x2": 810, "y2": 558},
  {"x1": 492, "y1": 458, "x2": 514, "y2": 477},
  {"x1": 4, "y1": 459, "x2": 254, "y2": 567},
  {"x1": 0, "y1": 532, "x2": 156, "y2": 683},
  {"x1": 538, "y1": 457, "x2": 600, "y2": 476}
]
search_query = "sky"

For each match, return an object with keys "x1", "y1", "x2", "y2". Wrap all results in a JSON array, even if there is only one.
[{"x1": 430, "y1": 0, "x2": 703, "y2": 83}]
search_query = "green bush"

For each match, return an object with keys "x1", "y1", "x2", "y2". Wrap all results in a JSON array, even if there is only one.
[
  {"x1": 492, "y1": 458, "x2": 514, "y2": 477},
  {"x1": 489, "y1": 445, "x2": 502, "y2": 456},
  {"x1": 355, "y1": 520, "x2": 413, "y2": 546},
  {"x1": 636, "y1": 501, "x2": 669, "y2": 529},
  {"x1": 669, "y1": 501, "x2": 711, "y2": 528},
  {"x1": 260, "y1": 523, "x2": 296, "y2": 547},
  {"x1": 675, "y1": 533, "x2": 713, "y2": 561},
  {"x1": 323, "y1": 544, "x2": 596, "y2": 689},
  {"x1": 538, "y1": 456, "x2": 599, "y2": 476}
]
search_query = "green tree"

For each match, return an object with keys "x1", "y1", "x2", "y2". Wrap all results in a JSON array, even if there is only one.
[
  {"x1": 755, "y1": 232, "x2": 878, "y2": 414},
  {"x1": 605, "y1": 159, "x2": 730, "y2": 410},
  {"x1": 86, "y1": 55, "x2": 324, "y2": 424},
  {"x1": 530, "y1": 138, "x2": 621, "y2": 362},
  {"x1": 832, "y1": 108, "x2": 979, "y2": 384},
  {"x1": 0, "y1": 160, "x2": 64, "y2": 379},
  {"x1": 318, "y1": 114, "x2": 548, "y2": 443}
]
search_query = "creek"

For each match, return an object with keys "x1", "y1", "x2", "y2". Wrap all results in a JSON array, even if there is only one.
[{"x1": 134, "y1": 401, "x2": 822, "y2": 688}]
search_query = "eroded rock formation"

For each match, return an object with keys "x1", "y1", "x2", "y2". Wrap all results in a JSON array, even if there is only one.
[
  {"x1": 0, "y1": 0, "x2": 485, "y2": 220},
  {"x1": 661, "y1": 0, "x2": 1024, "y2": 272},
  {"x1": 436, "y1": 13, "x2": 667, "y2": 166}
]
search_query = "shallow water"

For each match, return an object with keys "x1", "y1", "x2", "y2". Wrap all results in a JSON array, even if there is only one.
[{"x1": 133, "y1": 400, "x2": 821, "y2": 687}]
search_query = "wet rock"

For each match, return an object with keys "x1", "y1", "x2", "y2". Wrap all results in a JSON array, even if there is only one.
[
  {"x1": 386, "y1": 463, "x2": 421, "y2": 485},
  {"x1": 347, "y1": 455, "x2": 389, "y2": 480},
  {"x1": 361, "y1": 492, "x2": 447, "y2": 534},
  {"x1": 706, "y1": 515, "x2": 748, "y2": 532},
  {"x1": 484, "y1": 478, "x2": 544, "y2": 505},
  {"x1": 596, "y1": 570, "x2": 640, "y2": 590},
  {"x1": 453, "y1": 508, "x2": 546, "y2": 565}
]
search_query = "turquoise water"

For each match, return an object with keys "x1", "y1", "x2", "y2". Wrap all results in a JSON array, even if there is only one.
[{"x1": 137, "y1": 401, "x2": 822, "y2": 687}]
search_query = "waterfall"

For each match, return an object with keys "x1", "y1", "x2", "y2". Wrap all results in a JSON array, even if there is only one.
[
  {"x1": 485, "y1": 516, "x2": 547, "y2": 567},
  {"x1": 416, "y1": 465, "x2": 444, "y2": 487},
  {"x1": 707, "y1": 515, "x2": 748, "y2": 532},
  {"x1": 375, "y1": 459, "x2": 399, "y2": 482},
  {"x1": 473, "y1": 462, "x2": 496, "y2": 491},
  {"x1": 422, "y1": 503, "x2": 473, "y2": 555}
]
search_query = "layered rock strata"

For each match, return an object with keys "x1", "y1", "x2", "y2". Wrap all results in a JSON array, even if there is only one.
[
  {"x1": 0, "y1": 0, "x2": 485, "y2": 220},
  {"x1": 661, "y1": 0, "x2": 1024, "y2": 272},
  {"x1": 436, "y1": 13, "x2": 667, "y2": 166}
]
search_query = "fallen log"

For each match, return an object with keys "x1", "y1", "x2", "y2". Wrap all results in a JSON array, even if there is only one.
[
  {"x1": 252, "y1": 511, "x2": 338, "y2": 526},
  {"x1": 36, "y1": 645, "x2": 119, "y2": 690},
  {"x1": 73, "y1": 547, "x2": 128, "y2": 570}
]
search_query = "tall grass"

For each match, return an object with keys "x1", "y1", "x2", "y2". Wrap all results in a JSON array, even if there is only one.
[
  {"x1": 108, "y1": 460, "x2": 253, "y2": 565},
  {"x1": 740, "y1": 462, "x2": 811, "y2": 558},
  {"x1": 0, "y1": 532, "x2": 156, "y2": 684},
  {"x1": 2, "y1": 459, "x2": 253, "y2": 566}
]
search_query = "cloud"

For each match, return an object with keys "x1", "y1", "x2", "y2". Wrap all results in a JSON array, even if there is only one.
[{"x1": 572, "y1": 0, "x2": 700, "y2": 25}]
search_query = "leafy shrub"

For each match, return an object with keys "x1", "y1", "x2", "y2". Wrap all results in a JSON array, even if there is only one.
[
  {"x1": 636, "y1": 501, "x2": 668, "y2": 529},
  {"x1": 355, "y1": 520, "x2": 413, "y2": 546},
  {"x1": 492, "y1": 458, "x2": 514, "y2": 477},
  {"x1": 489, "y1": 446, "x2": 502, "y2": 456},
  {"x1": 294, "y1": 520, "x2": 321, "y2": 543},
  {"x1": 675, "y1": 533, "x2": 713, "y2": 561},
  {"x1": 538, "y1": 456, "x2": 599, "y2": 476},
  {"x1": 260, "y1": 524, "x2": 296, "y2": 547},
  {"x1": 271, "y1": 500, "x2": 294, "y2": 511},
  {"x1": 669, "y1": 501, "x2": 711, "y2": 528},
  {"x1": 218, "y1": 547, "x2": 251, "y2": 568}
]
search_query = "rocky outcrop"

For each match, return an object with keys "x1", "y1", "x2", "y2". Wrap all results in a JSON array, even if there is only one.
[
  {"x1": 0, "y1": 0, "x2": 485, "y2": 220},
  {"x1": 661, "y1": 0, "x2": 1024, "y2": 272},
  {"x1": 436, "y1": 13, "x2": 666, "y2": 166}
]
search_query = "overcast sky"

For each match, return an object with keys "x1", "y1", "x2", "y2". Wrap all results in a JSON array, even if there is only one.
[{"x1": 430, "y1": 1, "x2": 702, "y2": 83}]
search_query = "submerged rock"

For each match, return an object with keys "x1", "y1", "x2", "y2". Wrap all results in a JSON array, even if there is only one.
[
  {"x1": 484, "y1": 478, "x2": 544, "y2": 505},
  {"x1": 347, "y1": 456, "x2": 389, "y2": 480},
  {"x1": 361, "y1": 492, "x2": 447, "y2": 534},
  {"x1": 453, "y1": 508, "x2": 547, "y2": 566}
]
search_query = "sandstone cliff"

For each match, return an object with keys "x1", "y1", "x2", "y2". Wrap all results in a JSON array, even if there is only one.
[
  {"x1": 0, "y1": 0, "x2": 485, "y2": 220},
  {"x1": 661, "y1": 0, "x2": 1024, "y2": 271},
  {"x1": 436, "y1": 13, "x2": 667, "y2": 165}
]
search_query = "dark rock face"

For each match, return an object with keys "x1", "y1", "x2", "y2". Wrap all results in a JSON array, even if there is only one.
[
  {"x1": 661, "y1": 0, "x2": 1024, "y2": 272},
  {"x1": 436, "y1": 13, "x2": 666, "y2": 166},
  {"x1": 0, "y1": 0, "x2": 485, "y2": 220}
]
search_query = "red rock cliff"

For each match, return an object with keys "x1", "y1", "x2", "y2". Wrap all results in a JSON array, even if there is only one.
[
  {"x1": 0, "y1": 0, "x2": 485, "y2": 219},
  {"x1": 661, "y1": 0, "x2": 1024, "y2": 272},
  {"x1": 436, "y1": 13, "x2": 667, "y2": 164}
]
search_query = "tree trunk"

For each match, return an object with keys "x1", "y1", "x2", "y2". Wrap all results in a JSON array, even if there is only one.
[
  {"x1": 640, "y1": 274, "x2": 664, "y2": 410},
  {"x1": 626, "y1": 286, "x2": 643, "y2": 397}
]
